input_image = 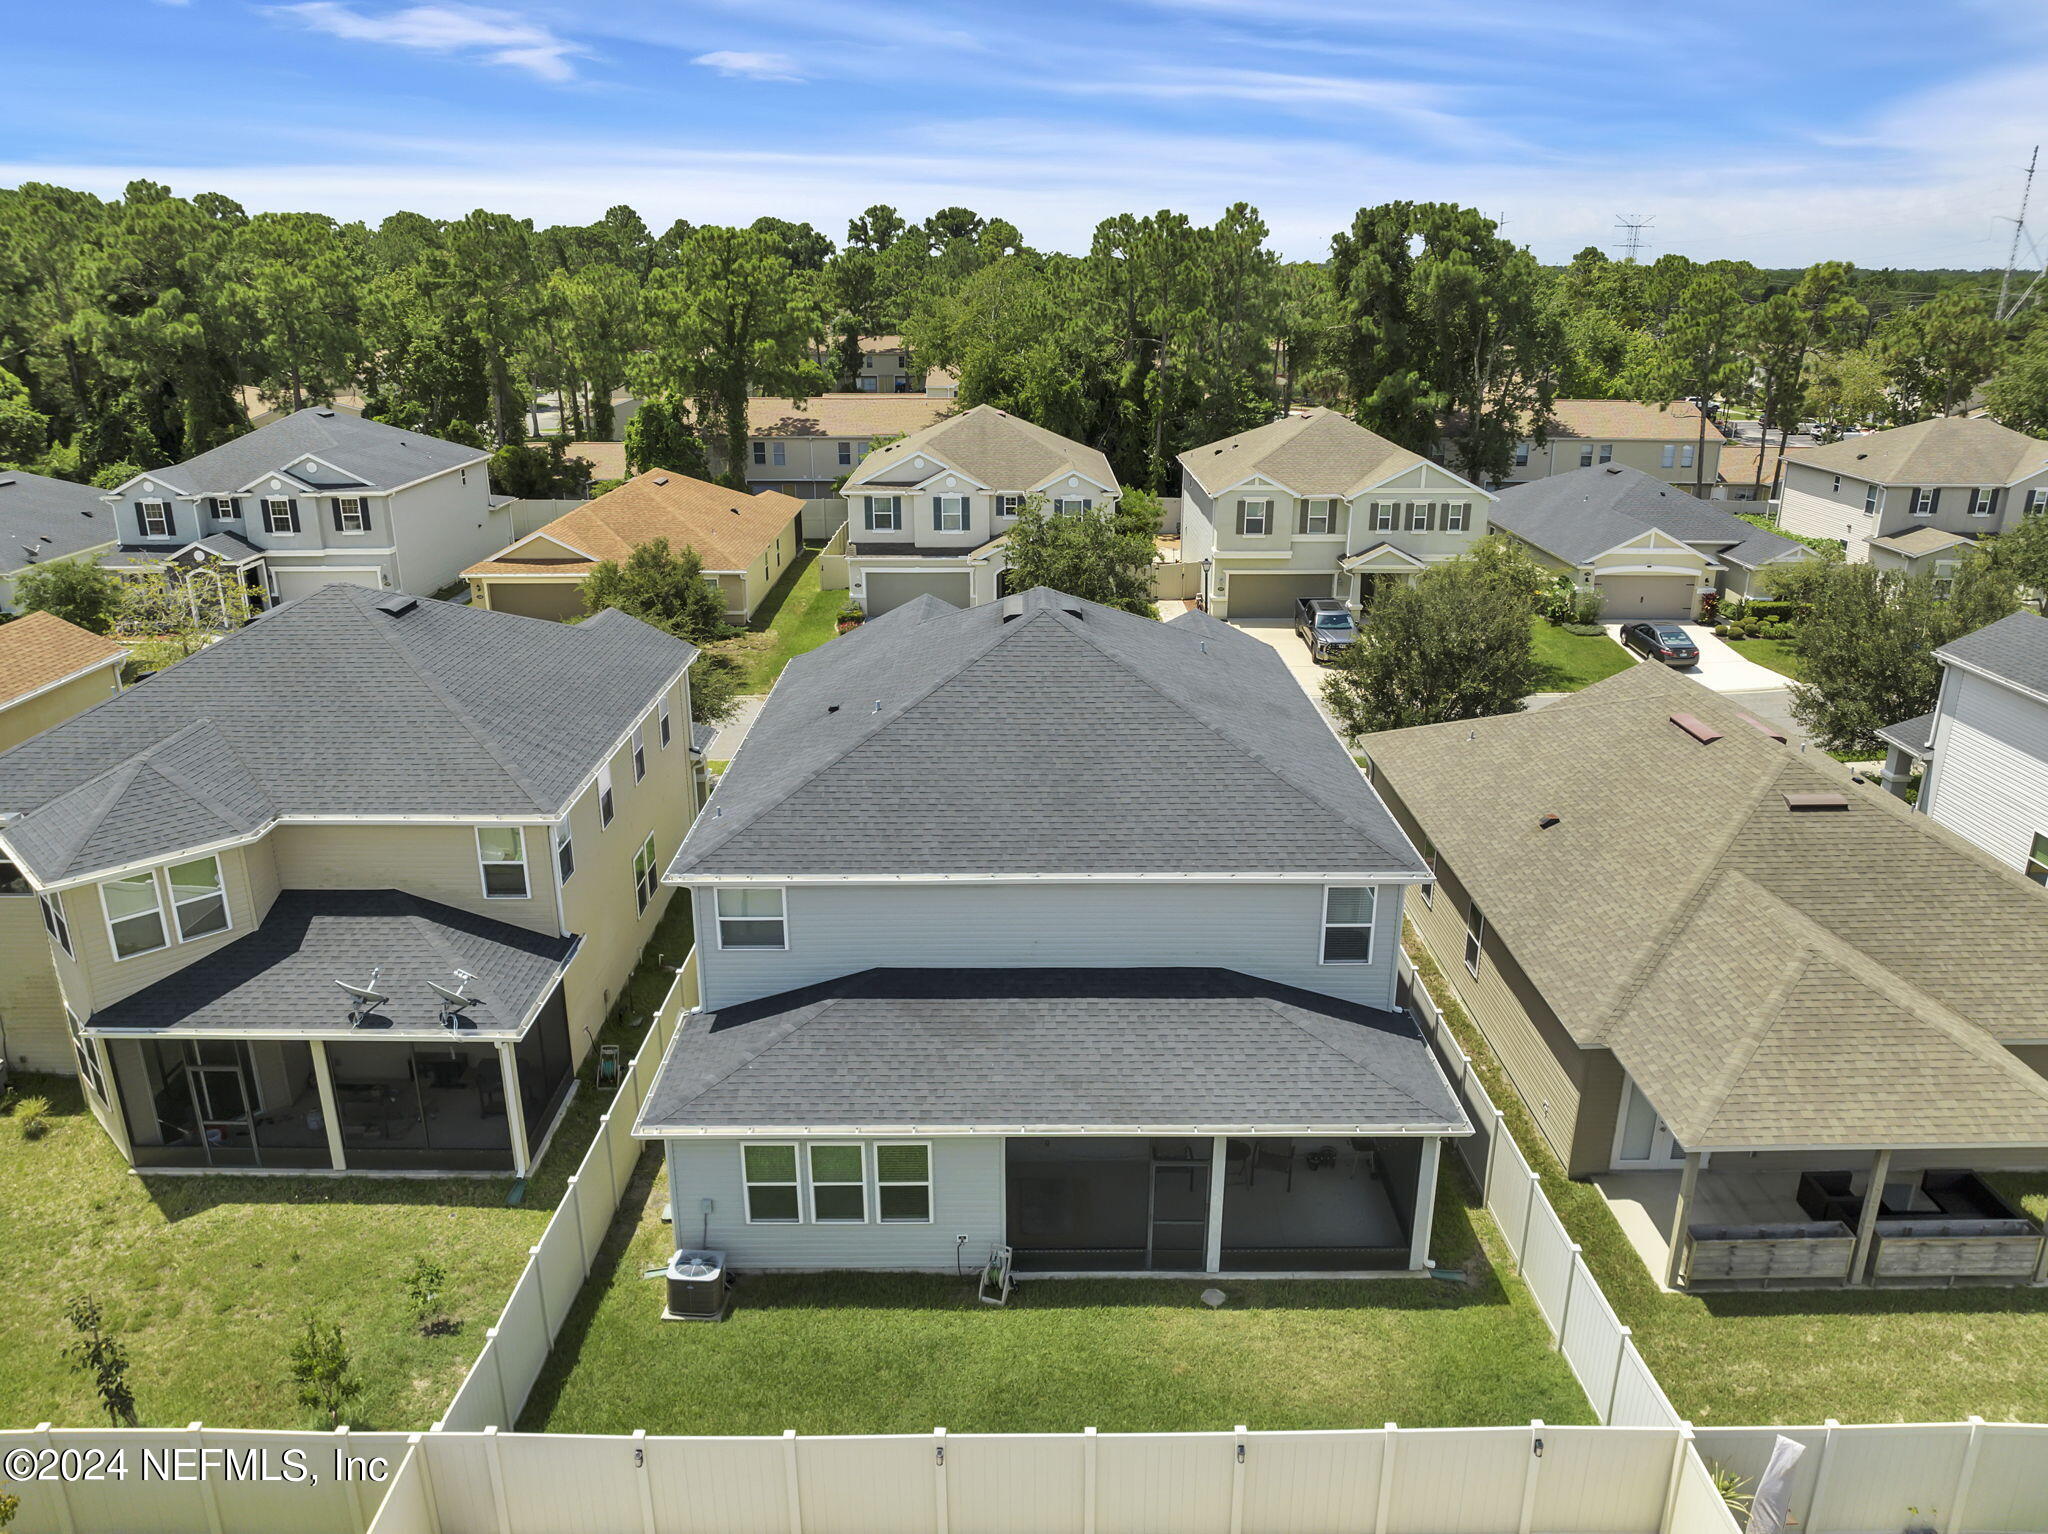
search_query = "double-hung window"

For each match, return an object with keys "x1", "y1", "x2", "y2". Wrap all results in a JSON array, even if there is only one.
[
  {"x1": 837, "y1": 441, "x2": 854, "y2": 466},
  {"x1": 1442, "y1": 503, "x2": 1468, "y2": 533},
  {"x1": 263, "y1": 497, "x2": 299, "y2": 534},
  {"x1": 1578, "y1": 444, "x2": 1595, "y2": 468},
  {"x1": 2028, "y1": 487, "x2": 2048, "y2": 517},
  {"x1": 1968, "y1": 487, "x2": 1999, "y2": 518},
  {"x1": 1599, "y1": 444, "x2": 1614, "y2": 465},
  {"x1": 752, "y1": 441, "x2": 768, "y2": 466},
  {"x1": 1513, "y1": 442, "x2": 1531, "y2": 467},
  {"x1": 1406, "y1": 502, "x2": 1434, "y2": 533},
  {"x1": 1371, "y1": 503, "x2": 1397, "y2": 532},
  {"x1": 211, "y1": 496, "x2": 240, "y2": 519},
  {"x1": 1299, "y1": 499, "x2": 1333, "y2": 534},
  {"x1": 139, "y1": 500, "x2": 172, "y2": 538},
  {"x1": 933, "y1": 495, "x2": 969, "y2": 532},
  {"x1": 633, "y1": 834, "x2": 658, "y2": 915},
  {"x1": 40, "y1": 892, "x2": 72, "y2": 956},
  {"x1": 169, "y1": 855, "x2": 229, "y2": 941},
  {"x1": 658, "y1": 697, "x2": 673, "y2": 748},
  {"x1": 1661, "y1": 444, "x2": 1677, "y2": 469},
  {"x1": 877, "y1": 1142, "x2": 933, "y2": 1221},
  {"x1": 555, "y1": 824, "x2": 575, "y2": 885},
  {"x1": 1419, "y1": 838, "x2": 1437, "y2": 907},
  {"x1": 1678, "y1": 444, "x2": 1694, "y2": 469},
  {"x1": 995, "y1": 494, "x2": 1024, "y2": 518},
  {"x1": 742, "y1": 1144, "x2": 801, "y2": 1221},
  {"x1": 1910, "y1": 488, "x2": 1938, "y2": 517},
  {"x1": 1464, "y1": 900, "x2": 1487, "y2": 976},
  {"x1": 477, "y1": 828, "x2": 529, "y2": 900},
  {"x1": 2026, "y1": 832, "x2": 2048, "y2": 887},
  {"x1": 808, "y1": 1143, "x2": 867, "y2": 1221},
  {"x1": 1237, "y1": 499, "x2": 1271, "y2": 535},
  {"x1": 598, "y1": 765, "x2": 615, "y2": 827},
  {"x1": 632, "y1": 724, "x2": 647, "y2": 782},
  {"x1": 1865, "y1": 483, "x2": 1881, "y2": 515},
  {"x1": 1321, "y1": 886, "x2": 1375, "y2": 963},
  {"x1": 716, "y1": 887, "x2": 786, "y2": 948},
  {"x1": 865, "y1": 496, "x2": 903, "y2": 532},
  {"x1": 68, "y1": 1012, "x2": 105, "y2": 1102},
  {"x1": 1052, "y1": 497, "x2": 1094, "y2": 514},
  {"x1": 102, "y1": 871, "x2": 169, "y2": 960},
  {"x1": 334, "y1": 497, "x2": 370, "y2": 532}
]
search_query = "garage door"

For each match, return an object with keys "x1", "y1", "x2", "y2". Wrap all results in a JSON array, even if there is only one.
[
  {"x1": 1224, "y1": 572, "x2": 1335, "y2": 619},
  {"x1": 864, "y1": 569, "x2": 973, "y2": 617},
  {"x1": 481, "y1": 580, "x2": 586, "y2": 623},
  {"x1": 273, "y1": 567, "x2": 385, "y2": 604},
  {"x1": 1597, "y1": 574, "x2": 1694, "y2": 620}
]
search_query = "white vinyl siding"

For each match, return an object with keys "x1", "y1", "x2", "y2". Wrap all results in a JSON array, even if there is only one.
[
  {"x1": 716, "y1": 887, "x2": 787, "y2": 949},
  {"x1": 1920, "y1": 668, "x2": 2048, "y2": 878}
]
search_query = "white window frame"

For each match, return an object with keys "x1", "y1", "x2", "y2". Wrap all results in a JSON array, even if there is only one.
[
  {"x1": 101, "y1": 870, "x2": 170, "y2": 961},
  {"x1": 1599, "y1": 444, "x2": 1614, "y2": 465},
  {"x1": 1911, "y1": 488, "x2": 1936, "y2": 517},
  {"x1": 838, "y1": 441, "x2": 854, "y2": 466},
  {"x1": 1968, "y1": 487, "x2": 1997, "y2": 518},
  {"x1": 1319, "y1": 885, "x2": 1375, "y2": 965},
  {"x1": 1238, "y1": 499, "x2": 1271, "y2": 535},
  {"x1": 875, "y1": 1140, "x2": 934, "y2": 1223},
  {"x1": 2026, "y1": 832, "x2": 2047, "y2": 886},
  {"x1": 168, "y1": 854, "x2": 230, "y2": 942},
  {"x1": 1406, "y1": 503, "x2": 1433, "y2": 533},
  {"x1": 741, "y1": 1142, "x2": 802, "y2": 1224},
  {"x1": 139, "y1": 500, "x2": 172, "y2": 538},
  {"x1": 2027, "y1": 488, "x2": 2048, "y2": 517},
  {"x1": 68, "y1": 1011, "x2": 106, "y2": 1103},
  {"x1": 211, "y1": 496, "x2": 240, "y2": 520},
  {"x1": 1831, "y1": 474, "x2": 1843, "y2": 493},
  {"x1": 335, "y1": 497, "x2": 370, "y2": 533},
  {"x1": 933, "y1": 495, "x2": 970, "y2": 532},
  {"x1": 1419, "y1": 839, "x2": 1437, "y2": 907},
  {"x1": 598, "y1": 765, "x2": 615, "y2": 827},
  {"x1": 1660, "y1": 444, "x2": 1676, "y2": 469},
  {"x1": 632, "y1": 724, "x2": 647, "y2": 782},
  {"x1": 263, "y1": 497, "x2": 298, "y2": 534},
  {"x1": 1301, "y1": 499, "x2": 1332, "y2": 535},
  {"x1": 1679, "y1": 444, "x2": 1694, "y2": 469},
  {"x1": 1053, "y1": 497, "x2": 1095, "y2": 515},
  {"x1": 1513, "y1": 443, "x2": 1531, "y2": 467},
  {"x1": 658, "y1": 697, "x2": 673, "y2": 748},
  {"x1": 865, "y1": 496, "x2": 903, "y2": 532},
  {"x1": 41, "y1": 892, "x2": 73, "y2": 957},
  {"x1": 807, "y1": 1142, "x2": 869, "y2": 1223},
  {"x1": 751, "y1": 441, "x2": 768, "y2": 466},
  {"x1": 996, "y1": 494, "x2": 1024, "y2": 517},
  {"x1": 1443, "y1": 503, "x2": 1468, "y2": 533},
  {"x1": 715, "y1": 886, "x2": 788, "y2": 950},
  {"x1": 1371, "y1": 503, "x2": 1396, "y2": 532},
  {"x1": 1578, "y1": 444, "x2": 1595, "y2": 468},
  {"x1": 476, "y1": 827, "x2": 530, "y2": 901},
  {"x1": 633, "y1": 833, "x2": 658, "y2": 915},
  {"x1": 1865, "y1": 483, "x2": 1881, "y2": 515},
  {"x1": 1464, "y1": 900, "x2": 1486, "y2": 976},
  {"x1": 554, "y1": 823, "x2": 575, "y2": 885}
]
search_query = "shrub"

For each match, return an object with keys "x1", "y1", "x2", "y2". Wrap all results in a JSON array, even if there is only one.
[
  {"x1": 1562, "y1": 622, "x2": 1608, "y2": 637},
  {"x1": 14, "y1": 1094, "x2": 50, "y2": 1140},
  {"x1": 1712, "y1": 625, "x2": 1730, "y2": 637},
  {"x1": 1744, "y1": 599, "x2": 1805, "y2": 623}
]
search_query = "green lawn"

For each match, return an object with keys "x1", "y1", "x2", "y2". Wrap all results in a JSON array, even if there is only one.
[
  {"x1": 1724, "y1": 637, "x2": 1803, "y2": 680},
  {"x1": 0, "y1": 897, "x2": 694, "y2": 1432},
  {"x1": 1405, "y1": 931, "x2": 2048, "y2": 1426},
  {"x1": 522, "y1": 1151, "x2": 1592, "y2": 1436},
  {"x1": 1528, "y1": 618, "x2": 1635, "y2": 692},
  {"x1": 723, "y1": 545, "x2": 846, "y2": 693}
]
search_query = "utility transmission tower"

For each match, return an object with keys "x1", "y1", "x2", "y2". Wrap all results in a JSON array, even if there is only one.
[
  {"x1": 1996, "y1": 146, "x2": 2039, "y2": 321},
  {"x1": 1613, "y1": 213, "x2": 1654, "y2": 263}
]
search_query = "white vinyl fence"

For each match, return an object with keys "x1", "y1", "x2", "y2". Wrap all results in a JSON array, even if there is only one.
[
  {"x1": 435, "y1": 950, "x2": 699, "y2": 1433},
  {"x1": 1396, "y1": 954, "x2": 1683, "y2": 1431},
  {"x1": 1692, "y1": 1422, "x2": 2048, "y2": 1534}
]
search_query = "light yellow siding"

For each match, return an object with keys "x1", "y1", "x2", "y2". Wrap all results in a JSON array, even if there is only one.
[
  {"x1": 269, "y1": 823, "x2": 559, "y2": 934},
  {"x1": 0, "y1": 895, "x2": 69, "y2": 1071},
  {"x1": 0, "y1": 662, "x2": 124, "y2": 754},
  {"x1": 58, "y1": 842, "x2": 267, "y2": 1013}
]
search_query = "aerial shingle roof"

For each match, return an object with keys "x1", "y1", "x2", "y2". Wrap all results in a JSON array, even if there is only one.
[
  {"x1": 636, "y1": 967, "x2": 1468, "y2": 1134},
  {"x1": 1488, "y1": 464, "x2": 1811, "y2": 570},
  {"x1": 1537, "y1": 398, "x2": 1717, "y2": 442},
  {"x1": 843, "y1": 405, "x2": 1115, "y2": 495},
  {"x1": 0, "y1": 470, "x2": 117, "y2": 576},
  {"x1": 114, "y1": 408, "x2": 487, "y2": 496},
  {"x1": 670, "y1": 587, "x2": 1424, "y2": 879},
  {"x1": 1177, "y1": 408, "x2": 1444, "y2": 498},
  {"x1": 0, "y1": 612, "x2": 126, "y2": 710},
  {"x1": 465, "y1": 470, "x2": 802, "y2": 579},
  {"x1": 1364, "y1": 663, "x2": 2048, "y2": 1151},
  {"x1": 1795, "y1": 415, "x2": 2048, "y2": 486},
  {"x1": 1935, "y1": 610, "x2": 2048, "y2": 700},
  {"x1": 746, "y1": 394, "x2": 954, "y2": 440},
  {"x1": 0, "y1": 585, "x2": 694, "y2": 885}
]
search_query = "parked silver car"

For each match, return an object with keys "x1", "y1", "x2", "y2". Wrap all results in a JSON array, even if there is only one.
[{"x1": 1294, "y1": 597, "x2": 1359, "y2": 662}]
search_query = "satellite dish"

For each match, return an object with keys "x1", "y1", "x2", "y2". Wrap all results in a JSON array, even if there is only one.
[
  {"x1": 428, "y1": 976, "x2": 480, "y2": 1027},
  {"x1": 336, "y1": 966, "x2": 386, "y2": 1024}
]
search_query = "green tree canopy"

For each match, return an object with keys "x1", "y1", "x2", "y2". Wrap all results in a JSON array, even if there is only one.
[
  {"x1": 579, "y1": 537, "x2": 744, "y2": 722},
  {"x1": 622, "y1": 393, "x2": 710, "y2": 479},
  {"x1": 1877, "y1": 288, "x2": 2001, "y2": 420},
  {"x1": 14, "y1": 558, "x2": 122, "y2": 633},
  {"x1": 999, "y1": 491, "x2": 1161, "y2": 616}
]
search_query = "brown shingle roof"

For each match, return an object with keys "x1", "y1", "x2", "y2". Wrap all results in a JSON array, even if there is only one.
[
  {"x1": 0, "y1": 612, "x2": 127, "y2": 711},
  {"x1": 1715, "y1": 442, "x2": 1812, "y2": 490},
  {"x1": 1796, "y1": 415, "x2": 2048, "y2": 485},
  {"x1": 1540, "y1": 398, "x2": 1719, "y2": 442},
  {"x1": 747, "y1": 394, "x2": 955, "y2": 440},
  {"x1": 1178, "y1": 408, "x2": 1446, "y2": 497},
  {"x1": 1868, "y1": 526, "x2": 1980, "y2": 558},
  {"x1": 465, "y1": 471, "x2": 802, "y2": 578},
  {"x1": 844, "y1": 404, "x2": 1115, "y2": 494},
  {"x1": 1366, "y1": 663, "x2": 2048, "y2": 1151}
]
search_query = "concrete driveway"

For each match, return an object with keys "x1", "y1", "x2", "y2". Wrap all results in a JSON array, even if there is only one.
[
  {"x1": 1230, "y1": 618, "x2": 1344, "y2": 722},
  {"x1": 1603, "y1": 620, "x2": 1790, "y2": 693}
]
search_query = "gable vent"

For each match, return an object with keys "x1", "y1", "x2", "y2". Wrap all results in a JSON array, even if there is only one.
[
  {"x1": 1669, "y1": 713, "x2": 1722, "y2": 745},
  {"x1": 374, "y1": 593, "x2": 419, "y2": 618},
  {"x1": 1783, "y1": 791, "x2": 1849, "y2": 811}
]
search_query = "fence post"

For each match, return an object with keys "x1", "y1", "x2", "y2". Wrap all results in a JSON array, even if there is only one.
[
  {"x1": 1082, "y1": 1426, "x2": 1097, "y2": 1534},
  {"x1": 483, "y1": 1426, "x2": 513, "y2": 1534},
  {"x1": 1805, "y1": 1419, "x2": 1841, "y2": 1534},
  {"x1": 1606, "y1": 1326, "x2": 1632, "y2": 1423},
  {"x1": 1552, "y1": 1248, "x2": 1581, "y2": 1349},
  {"x1": 633, "y1": 1429, "x2": 657, "y2": 1534},
  {"x1": 1519, "y1": 1173, "x2": 1541, "y2": 1265},
  {"x1": 32, "y1": 1425, "x2": 76, "y2": 1534},
  {"x1": 1480, "y1": 1107, "x2": 1503, "y2": 1208},
  {"x1": 1375, "y1": 1424, "x2": 1397, "y2": 1534},
  {"x1": 933, "y1": 1427, "x2": 949, "y2": 1534},
  {"x1": 334, "y1": 1425, "x2": 367, "y2": 1531},
  {"x1": 782, "y1": 1429, "x2": 804, "y2": 1534},
  {"x1": 484, "y1": 1328, "x2": 512, "y2": 1427},
  {"x1": 1229, "y1": 1426, "x2": 1247, "y2": 1534},
  {"x1": 188, "y1": 1423, "x2": 225, "y2": 1534},
  {"x1": 567, "y1": 1175, "x2": 591, "y2": 1277},
  {"x1": 1517, "y1": 1422, "x2": 1543, "y2": 1534},
  {"x1": 1657, "y1": 1424, "x2": 1695, "y2": 1534},
  {"x1": 530, "y1": 1245, "x2": 557, "y2": 1341},
  {"x1": 411, "y1": 1433, "x2": 445, "y2": 1534},
  {"x1": 1943, "y1": 1418, "x2": 1984, "y2": 1534}
]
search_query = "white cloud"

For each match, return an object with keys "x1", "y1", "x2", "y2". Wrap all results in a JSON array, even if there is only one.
[
  {"x1": 272, "y1": 3, "x2": 586, "y2": 82},
  {"x1": 691, "y1": 49, "x2": 805, "y2": 83}
]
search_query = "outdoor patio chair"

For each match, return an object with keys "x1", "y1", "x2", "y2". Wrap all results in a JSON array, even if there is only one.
[{"x1": 1250, "y1": 1139, "x2": 1296, "y2": 1192}]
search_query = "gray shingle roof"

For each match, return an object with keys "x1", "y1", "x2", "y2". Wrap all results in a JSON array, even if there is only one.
[
  {"x1": 1874, "y1": 710, "x2": 1936, "y2": 757},
  {"x1": 1488, "y1": 464, "x2": 1809, "y2": 569},
  {"x1": 1795, "y1": 415, "x2": 2048, "y2": 486},
  {"x1": 0, "y1": 585, "x2": 694, "y2": 884},
  {"x1": 669, "y1": 586, "x2": 1424, "y2": 878},
  {"x1": 636, "y1": 967, "x2": 1469, "y2": 1133},
  {"x1": 85, "y1": 889, "x2": 575, "y2": 1036},
  {"x1": 0, "y1": 470, "x2": 117, "y2": 576},
  {"x1": 115, "y1": 409, "x2": 487, "y2": 496},
  {"x1": 1937, "y1": 610, "x2": 2048, "y2": 700}
]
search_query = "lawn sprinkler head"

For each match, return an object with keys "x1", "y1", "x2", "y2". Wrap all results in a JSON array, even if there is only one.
[{"x1": 1200, "y1": 1288, "x2": 1227, "y2": 1309}]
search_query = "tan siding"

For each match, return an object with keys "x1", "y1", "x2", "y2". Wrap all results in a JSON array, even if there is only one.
[
  {"x1": 65, "y1": 843, "x2": 264, "y2": 1011},
  {"x1": 478, "y1": 579, "x2": 589, "y2": 622},
  {"x1": 268, "y1": 823, "x2": 559, "y2": 933},
  {"x1": 0, "y1": 896, "x2": 70, "y2": 1071},
  {"x1": 0, "y1": 663, "x2": 124, "y2": 753}
]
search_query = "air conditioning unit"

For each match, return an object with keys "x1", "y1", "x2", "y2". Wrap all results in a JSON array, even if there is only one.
[{"x1": 663, "y1": 1248, "x2": 729, "y2": 1322}]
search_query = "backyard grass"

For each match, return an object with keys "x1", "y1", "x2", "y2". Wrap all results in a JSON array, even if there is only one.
[
  {"x1": 1405, "y1": 928, "x2": 2048, "y2": 1426},
  {"x1": 0, "y1": 895, "x2": 694, "y2": 1432},
  {"x1": 1528, "y1": 618, "x2": 1634, "y2": 692},
  {"x1": 720, "y1": 545, "x2": 846, "y2": 693},
  {"x1": 522, "y1": 1150, "x2": 1593, "y2": 1436},
  {"x1": 1724, "y1": 637, "x2": 1803, "y2": 680}
]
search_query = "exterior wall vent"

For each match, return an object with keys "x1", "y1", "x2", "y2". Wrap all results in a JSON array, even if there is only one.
[
  {"x1": 1783, "y1": 792, "x2": 1850, "y2": 811},
  {"x1": 1669, "y1": 713, "x2": 1722, "y2": 744}
]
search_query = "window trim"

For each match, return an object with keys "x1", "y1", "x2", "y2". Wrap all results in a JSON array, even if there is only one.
[
  {"x1": 555, "y1": 824, "x2": 575, "y2": 885},
  {"x1": 101, "y1": 870, "x2": 171, "y2": 962},
  {"x1": 658, "y1": 697, "x2": 673, "y2": 748},
  {"x1": 1300, "y1": 499, "x2": 1332, "y2": 535},
  {"x1": 1865, "y1": 483, "x2": 1881, "y2": 515},
  {"x1": 1678, "y1": 444, "x2": 1694, "y2": 469},
  {"x1": 476, "y1": 826, "x2": 531, "y2": 901},
  {"x1": 1968, "y1": 487, "x2": 1998, "y2": 518},
  {"x1": 598, "y1": 765, "x2": 615, "y2": 827},
  {"x1": 633, "y1": 833, "x2": 658, "y2": 915},
  {"x1": 1464, "y1": 900, "x2": 1487, "y2": 977},
  {"x1": 837, "y1": 441, "x2": 854, "y2": 466},
  {"x1": 1319, "y1": 884, "x2": 1376, "y2": 965},
  {"x1": 1513, "y1": 443, "x2": 1531, "y2": 467},
  {"x1": 1443, "y1": 503, "x2": 1468, "y2": 533},
  {"x1": 167, "y1": 854, "x2": 231, "y2": 943},
  {"x1": 1238, "y1": 499, "x2": 1271, "y2": 535},
  {"x1": 263, "y1": 497, "x2": 299, "y2": 535},
  {"x1": 864, "y1": 496, "x2": 903, "y2": 532},
  {"x1": 2026, "y1": 832, "x2": 2047, "y2": 887},
  {"x1": 335, "y1": 496, "x2": 370, "y2": 533},
  {"x1": 715, "y1": 886, "x2": 789, "y2": 950},
  {"x1": 751, "y1": 441, "x2": 768, "y2": 466},
  {"x1": 138, "y1": 500, "x2": 172, "y2": 538},
  {"x1": 1371, "y1": 503, "x2": 1397, "y2": 532},
  {"x1": 211, "y1": 496, "x2": 240, "y2": 520},
  {"x1": 995, "y1": 494, "x2": 1024, "y2": 518},
  {"x1": 68, "y1": 1011, "x2": 106, "y2": 1103},
  {"x1": 1419, "y1": 839, "x2": 1437, "y2": 907},
  {"x1": 1660, "y1": 444, "x2": 1676, "y2": 470},
  {"x1": 632, "y1": 724, "x2": 647, "y2": 782},
  {"x1": 1911, "y1": 488, "x2": 1937, "y2": 517},
  {"x1": 875, "y1": 1139, "x2": 934, "y2": 1223},
  {"x1": 806, "y1": 1142, "x2": 870, "y2": 1224},
  {"x1": 1405, "y1": 502, "x2": 1434, "y2": 533},
  {"x1": 41, "y1": 892, "x2": 73, "y2": 957},
  {"x1": 933, "y1": 495, "x2": 970, "y2": 533},
  {"x1": 2026, "y1": 487, "x2": 2048, "y2": 517},
  {"x1": 741, "y1": 1142, "x2": 803, "y2": 1224}
]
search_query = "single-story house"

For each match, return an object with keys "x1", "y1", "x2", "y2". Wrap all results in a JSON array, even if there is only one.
[
  {"x1": 465, "y1": 470, "x2": 804, "y2": 624},
  {"x1": 0, "y1": 612, "x2": 127, "y2": 754}
]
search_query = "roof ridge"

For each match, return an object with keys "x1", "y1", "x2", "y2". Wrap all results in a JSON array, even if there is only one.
[
  {"x1": 399, "y1": 895, "x2": 524, "y2": 1019},
  {"x1": 35, "y1": 755, "x2": 147, "y2": 873},
  {"x1": 141, "y1": 717, "x2": 275, "y2": 827},
  {"x1": 1049, "y1": 610, "x2": 1413, "y2": 858},
  {"x1": 1681, "y1": 931, "x2": 1818, "y2": 1140},
  {"x1": 666, "y1": 994, "x2": 846, "y2": 1111},
  {"x1": 1248, "y1": 992, "x2": 1452, "y2": 1121}
]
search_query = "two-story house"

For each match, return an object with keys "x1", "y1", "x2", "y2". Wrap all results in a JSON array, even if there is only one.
[
  {"x1": 1778, "y1": 416, "x2": 2048, "y2": 570},
  {"x1": 733, "y1": 395, "x2": 956, "y2": 504},
  {"x1": 0, "y1": 584, "x2": 700, "y2": 1177},
  {"x1": 1877, "y1": 611, "x2": 2048, "y2": 886},
  {"x1": 0, "y1": 470, "x2": 120, "y2": 614},
  {"x1": 1178, "y1": 409, "x2": 1494, "y2": 620},
  {"x1": 632, "y1": 586, "x2": 1468, "y2": 1279},
  {"x1": 99, "y1": 409, "x2": 512, "y2": 606},
  {"x1": 1488, "y1": 464, "x2": 1816, "y2": 619},
  {"x1": 1499, "y1": 400, "x2": 1724, "y2": 494},
  {"x1": 837, "y1": 406, "x2": 1119, "y2": 617}
]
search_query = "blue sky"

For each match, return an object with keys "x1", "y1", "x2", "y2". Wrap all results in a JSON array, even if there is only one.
[{"x1": 5, "y1": 0, "x2": 2045, "y2": 267}]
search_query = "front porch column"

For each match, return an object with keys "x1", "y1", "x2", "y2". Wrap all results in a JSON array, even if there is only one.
[
  {"x1": 1408, "y1": 1136, "x2": 1441, "y2": 1270},
  {"x1": 498, "y1": 1041, "x2": 531, "y2": 1178},
  {"x1": 1204, "y1": 1135, "x2": 1228, "y2": 1274},
  {"x1": 1850, "y1": 1148, "x2": 1892, "y2": 1286},
  {"x1": 1878, "y1": 744, "x2": 1919, "y2": 801},
  {"x1": 309, "y1": 1041, "x2": 346, "y2": 1172},
  {"x1": 1663, "y1": 1151, "x2": 1702, "y2": 1290}
]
